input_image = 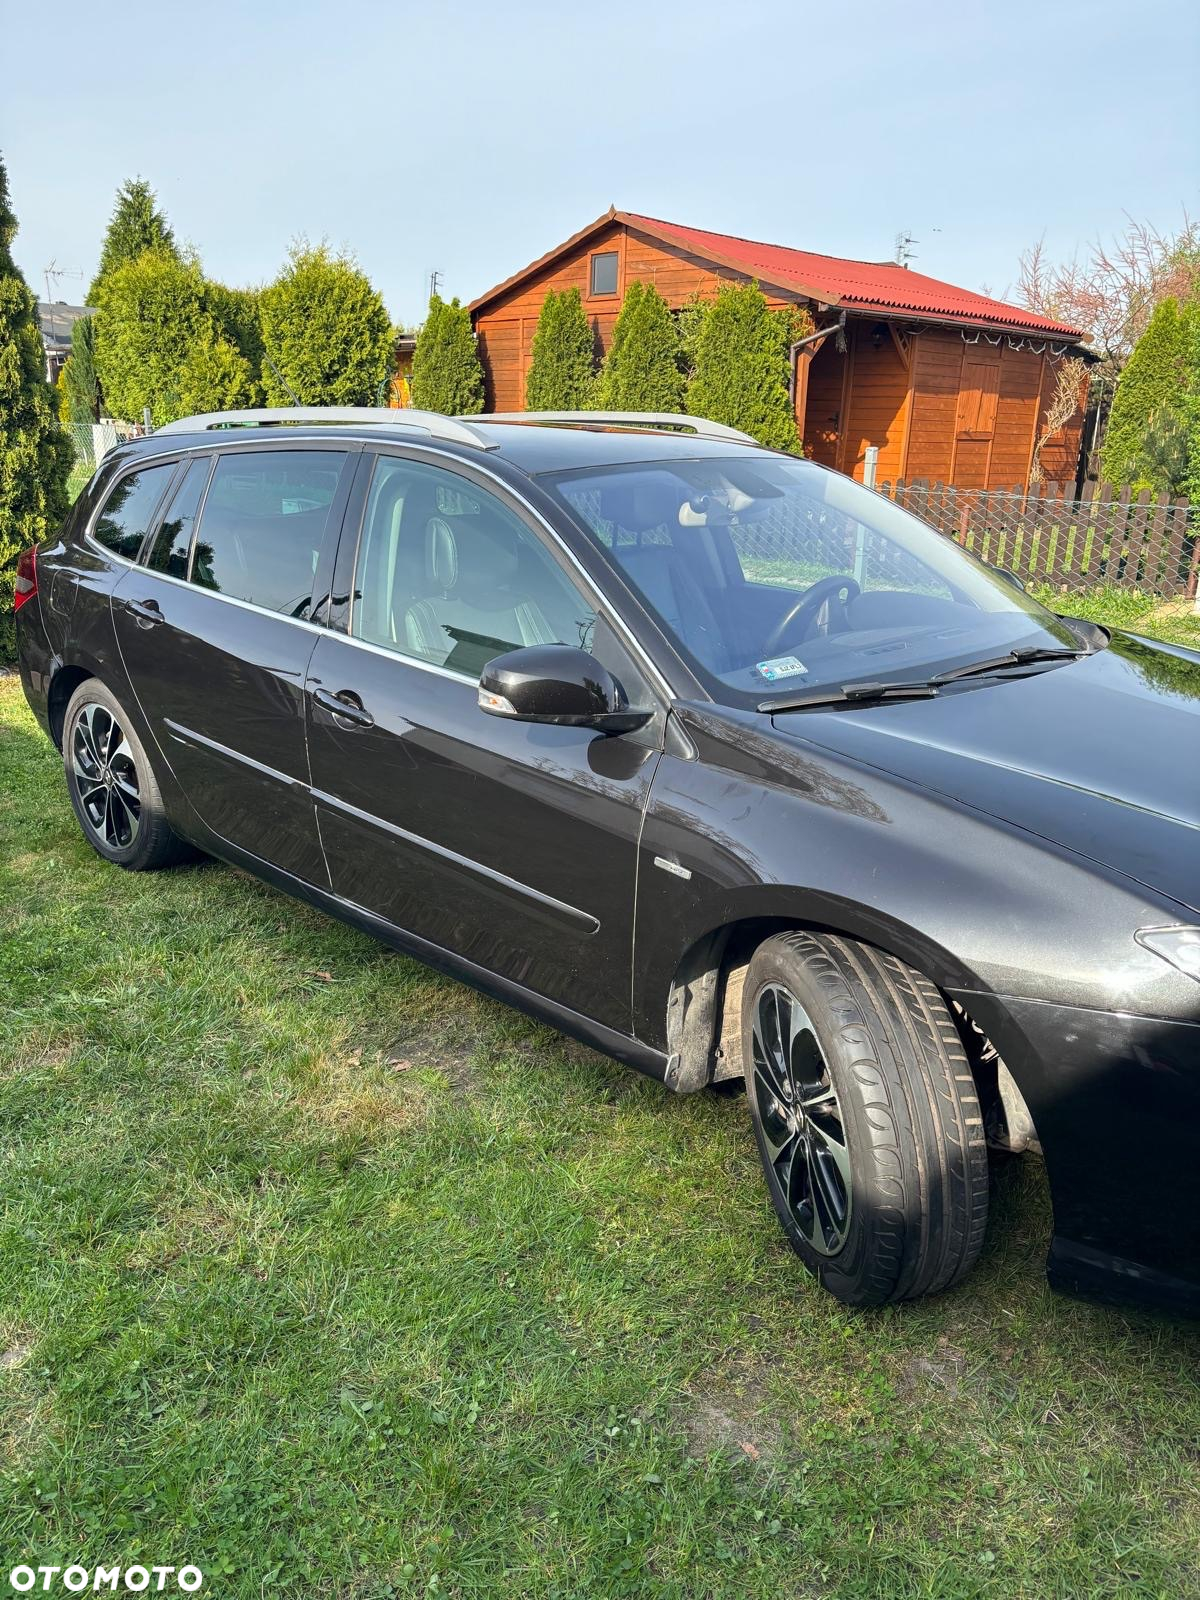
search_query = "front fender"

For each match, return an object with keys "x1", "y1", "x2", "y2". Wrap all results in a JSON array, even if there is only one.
[{"x1": 633, "y1": 710, "x2": 1194, "y2": 1050}]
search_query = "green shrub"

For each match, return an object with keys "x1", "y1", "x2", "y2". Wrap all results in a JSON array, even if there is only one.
[
  {"x1": 63, "y1": 313, "x2": 101, "y2": 423},
  {"x1": 686, "y1": 281, "x2": 801, "y2": 452},
  {"x1": 596, "y1": 281, "x2": 684, "y2": 411},
  {"x1": 1136, "y1": 405, "x2": 1189, "y2": 495},
  {"x1": 0, "y1": 157, "x2": 73, "y2": 610},
  {"x1": 525, "y1": 288, "x2": 596, "y2": 410},
  {"x1": 176, "y1": 332, "x2": 259, "y2": 414},
  {"x1": 1101, "y1": 297, "x2": 1190, "y2": 488},
  {"x1": 87, "y1": 177, "x2": 177, "y2": 306},
  {"x1": 1180, "y1": 301, "x2": 1200, "y2": 504},
  {"x1": 259, "y1": 243, "x2": 392, "y2": 406},
  {"x1": 205, "y1": 281, "x2": 264, "y2": 381},
  {"x1": 410, "y1": 295, "x2": 485, "y2": 415},
  {"x1": 92, "y1": 249, "x2": 210, "y2": 425}
]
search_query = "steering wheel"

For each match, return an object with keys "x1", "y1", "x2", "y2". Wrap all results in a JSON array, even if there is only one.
[{"x1": 764, "y1": 575, "x2": 861, "y2": 654}]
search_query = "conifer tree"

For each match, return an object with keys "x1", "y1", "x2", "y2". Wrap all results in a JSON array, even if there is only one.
[
  {"x1": 686, "y1": 281, "x2": 800, "y2": 452},
  {"x1": 259, "y1": 243, "x2": 391, "y2": 406},
  {"x1": 596, "y1": 281, "x2": 684, "y2": 412},
  {"x1": 410, "y1": 294, "x2": 485, "y2": 414},
  {"x1": 92, "y1": 249, "x2": 210, "y2": 425},
  {"x1": 0, "y1": 155, "x2": 72, "y2": 611},
  {"x1": 63, "y1": 312, "x2": 101, "y2": 423},
  {"x1": 87, "y1": 177, "x2": 176, "y2": 305},
  {"x1": 525, "y1": 288, "x2": 596, "y2": 410},
  {"x1": 1101, "y1": 297, "x2": 1189, "y2": 487}
]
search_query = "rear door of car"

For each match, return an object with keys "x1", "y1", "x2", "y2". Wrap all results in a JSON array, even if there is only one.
[
  {"x1": 302, "y1": 446, "x2": 666, "y2": 1035},
  {"x1": 110, "y1": 440, "x2": 357, "y2": 884}
]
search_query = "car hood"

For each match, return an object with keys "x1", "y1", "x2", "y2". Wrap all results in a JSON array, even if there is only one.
[{"x1": 775, "y1": 632, "x2": 1200, "y2": 915}]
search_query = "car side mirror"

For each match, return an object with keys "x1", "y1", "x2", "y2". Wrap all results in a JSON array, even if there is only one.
[
  {"x1": 478, "y1": 644, "x2": 653, "y2": 734},
  {"x1": 992, "y1": 565, "x2": 1027, "y2": 594}
]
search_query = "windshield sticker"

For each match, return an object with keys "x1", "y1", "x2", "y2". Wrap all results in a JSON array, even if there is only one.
[{"x1": 755, "y1": 655, "x2": 809, "y2": 683}]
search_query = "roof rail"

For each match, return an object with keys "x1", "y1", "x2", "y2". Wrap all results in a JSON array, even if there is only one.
[
  {"x1": 480, "y1": 410, "x2": 758, "y2": 445},
  {"x1": 154, "y1": 407, "x2": 498, "y2": 451}
]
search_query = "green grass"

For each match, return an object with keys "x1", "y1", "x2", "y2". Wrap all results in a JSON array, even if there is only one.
[
  {"x1": 1031, "y1": 585, "x2": 1200, "y2": 650},
  {"x1": 1, "y1": 677, "x2": 1198, "y2": 1600}
]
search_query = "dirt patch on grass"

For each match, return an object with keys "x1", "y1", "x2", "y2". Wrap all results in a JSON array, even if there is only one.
[
  {"x1": 0, "y1": 1031, "x2": 82, "y2": 1080},
  {"x1": 680, "y1": 1362, "x2": 782, "y2": 1464},
  {"x1": 897, "y1": 1338, "x2": 970, "y2": 1400},
  {"x1": 0, "y1": 1329, "x2": 47, "y2": 1465},
  {"x1": 380, "y1": 1022, "x2": 483, "y2": 1095},
  {"x1": 298, "y1": 1044, "x2": 430, "y2": 1136}
]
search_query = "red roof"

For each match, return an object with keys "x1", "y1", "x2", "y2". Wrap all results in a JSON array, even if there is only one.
[
  {"x1": 624, "y1": 213, "x2": 1085, "y2": 340},
  {"x1": 469, "y1": 208, "x2": 1086, "y2": 342}
]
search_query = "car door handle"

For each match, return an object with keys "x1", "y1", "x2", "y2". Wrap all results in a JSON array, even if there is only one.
[
  {"x1": 313, "y1": 687, "x2": 374, "y2": 729},
  {"x1": 125, "y1": 598, "x2": 163, "y2": 629}
]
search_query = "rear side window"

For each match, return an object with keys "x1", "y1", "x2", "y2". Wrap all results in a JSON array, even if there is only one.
[
  {"x1": 190, "y1": 450, "x2": 348, "y2": 617},
  {"x1": 92, "y1": 463, "x2": 177, "y2": 560},
  {"x1": 146, "y1": 458, "x2": 212, "y2": 578}
]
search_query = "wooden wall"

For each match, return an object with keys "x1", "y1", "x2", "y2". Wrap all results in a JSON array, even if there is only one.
[
  {"x1": 475, "y1": 221, "x2": 786, "y2": 412},
  {"x1": 903, "y1": 329, "x2": 1084, "y2": 490},
  {"x1": 472, "y1": 225, "x2": 1085, "y2": 489}
]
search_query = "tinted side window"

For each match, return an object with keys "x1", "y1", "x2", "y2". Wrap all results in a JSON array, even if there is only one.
[
  {"x1": 352, "y1": 457, "x2": 597, "y2": 678},
  {"x1": 191, "y1": 450, "x2": 347, "y2": 616},
  {"x1": 93, "y1": 464, "x2": 177, "y2": 560},
  {"x1": 146, "y1": 458, "x2": 212, "y2": 578}
]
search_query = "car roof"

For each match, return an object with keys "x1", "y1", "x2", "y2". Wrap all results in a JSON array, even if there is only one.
[{"x1": 113, "y1": 420, "x2": 779, "y2": 478}]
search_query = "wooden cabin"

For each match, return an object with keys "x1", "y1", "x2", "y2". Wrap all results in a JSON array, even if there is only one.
[{"x1": 469, "y1": 209, "x2": 1090, "y2": 491}]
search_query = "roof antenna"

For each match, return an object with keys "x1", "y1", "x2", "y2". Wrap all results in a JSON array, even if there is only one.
[
  {"x1": 894, "y1": 230, "x2": 918, "y2": 269},
  {"x1": 264, "y1": 351, "x2": 302, "y2": 406}
]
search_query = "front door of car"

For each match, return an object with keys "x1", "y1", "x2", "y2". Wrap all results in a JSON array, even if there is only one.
[
  {"x1": 303, "y1": 450, "x2": 664, "y2": 1035},
  {"x1": 111, "y1": 442, "x2": 355, "y2": 884}
]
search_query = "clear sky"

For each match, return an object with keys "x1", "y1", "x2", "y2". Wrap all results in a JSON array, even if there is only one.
[{"x1": 4, "y1": 0, "x2": 1197, "y2": 327}]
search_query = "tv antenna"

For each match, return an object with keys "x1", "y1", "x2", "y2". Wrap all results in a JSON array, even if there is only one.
[
  {"x1": 43, "y1": 259, "x2": 85, "y2": 302},
  {"x1": 894, "y1": 231, "x2": 918, "y2": 269},
  {"x1": 428, "y1": 268, "x2": 442, "y2": 300}
]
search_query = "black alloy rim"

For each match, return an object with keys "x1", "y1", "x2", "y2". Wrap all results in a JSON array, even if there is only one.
[
  {"x1": 71, "y1": 702, "x2": 141, "y2": 850},
  {"x1": 750, "y1": 982, "x2": 852, "y2": 1255}
]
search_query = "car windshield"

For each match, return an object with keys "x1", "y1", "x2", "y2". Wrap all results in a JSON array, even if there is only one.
[{"x1": 544, "y1": 455, "x2": 1083, "y2": 706}]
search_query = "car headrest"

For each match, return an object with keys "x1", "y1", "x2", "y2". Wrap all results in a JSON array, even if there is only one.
[
  {"x1": 424, "y1": 516, "x2": 457, "y2": 589},
  {"x1": 423, "y1": 514, "x2": 519, "y2": 597}
]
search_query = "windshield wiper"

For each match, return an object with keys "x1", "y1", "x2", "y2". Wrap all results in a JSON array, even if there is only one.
[
  {"x1": 930, "y1": 646, "x2": 1086, "y2": 684},
  {"x1": 760, "y1": 646, "x2": 1088, "y2": 713},
  {"x1": 760, "y1": 680, "x2": 940, "y2": 713}
]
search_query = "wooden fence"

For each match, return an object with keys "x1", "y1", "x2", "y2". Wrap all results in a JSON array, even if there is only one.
[{"x1": 877, "y1": 481, "x2": 1198, "y2": 598}]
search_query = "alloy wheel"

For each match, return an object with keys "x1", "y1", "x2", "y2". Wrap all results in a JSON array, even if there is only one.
[
  {"x1": 71, "y1": 701, "x2": 141, "y2": 851},
  {"x1": 750, "y1": 982, "x2": 852, "y2": 1255}
]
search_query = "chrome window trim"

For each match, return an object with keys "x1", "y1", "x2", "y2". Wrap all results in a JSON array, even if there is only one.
[
  {"x1": 83, "y1": 450, "x2": 190, "y2": 565},
  {"x1": 82, "y1": 434, "x2": 679, "y2": 699},
  {"x1": 318, "y1": 628, "x2": 481, "y2": 687},
  {"x1": 94, "y1": 548, "x2": 330, "y2": 635}
]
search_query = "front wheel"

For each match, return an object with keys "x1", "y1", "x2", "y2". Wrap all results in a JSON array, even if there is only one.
[
  {"x1": 63, "y1": 679, "x2": 193, "y2": 872},
  {"x1": 743, "y1": 932, "x2": 989, "y2": 1306}
]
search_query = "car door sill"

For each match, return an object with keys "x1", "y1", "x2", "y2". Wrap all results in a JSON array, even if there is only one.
[{"x1": 205, "y1": 830, "x2": 671, "y2": 1086}]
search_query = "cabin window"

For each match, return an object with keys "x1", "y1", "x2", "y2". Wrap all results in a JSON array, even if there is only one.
[
  {"x1": 956, "y1": 357, "x2": 1000, "y2": 439},
  {"x1": 590, "y1": 252, "x2": 618, "y2": 296}
]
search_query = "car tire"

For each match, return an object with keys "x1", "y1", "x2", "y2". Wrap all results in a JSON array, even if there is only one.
[
  {"x1": 742, "y1": 931, "x2": 989, "y2": 1307},
  {"x1": 62, "y1": 679, "x2": 193, "y2": 872}
]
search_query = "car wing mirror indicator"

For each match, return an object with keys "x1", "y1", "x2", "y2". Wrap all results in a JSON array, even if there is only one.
[{"x1": 478, "y1": 644, "x2": 652, "y2": 734}]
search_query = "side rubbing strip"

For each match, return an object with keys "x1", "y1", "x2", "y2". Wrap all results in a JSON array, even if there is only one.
[
  {"x1": 311, "y1": 786, "x2": 600, "y2": 935},
  {"x1": 163, "y1": 720, "x2": 303, "y2": 787}
]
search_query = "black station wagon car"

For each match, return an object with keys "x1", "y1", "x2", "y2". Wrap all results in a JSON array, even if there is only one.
[{"x1": 15, "y1": 407, "x2": 1200, "y2": 1313}]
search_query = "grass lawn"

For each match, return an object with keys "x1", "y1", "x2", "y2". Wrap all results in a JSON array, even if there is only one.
[{"x1": 1, "y1": 600, "x2": 1198, "y2": 1598}]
